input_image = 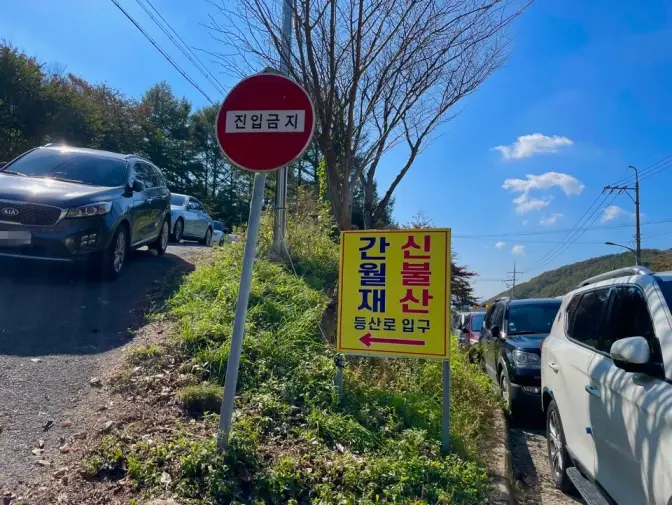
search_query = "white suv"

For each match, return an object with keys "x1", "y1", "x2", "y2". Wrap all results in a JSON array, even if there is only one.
[{"x1": 541, "y1": 266, "x2": 672, "y2": 505}]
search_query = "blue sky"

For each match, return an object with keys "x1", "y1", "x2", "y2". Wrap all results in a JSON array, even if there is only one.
[{"x1": 3, "y1": 0, "x2": 672, "y2": 299}]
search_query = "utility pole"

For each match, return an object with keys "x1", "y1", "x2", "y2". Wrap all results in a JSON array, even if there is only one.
[
  {"x1": 505, "y1": 263, "x2": 517, "y2": 299},
  {"x1": 272, "y1": 0, "x2": 293, "y2": 254},
  {"x1": 603, "y1": 165, "x2": 641, "y2": 265}
]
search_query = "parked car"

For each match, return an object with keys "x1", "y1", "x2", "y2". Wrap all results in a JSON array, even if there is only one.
[
  {"x1": 211, "y1": 221, "x2": 226, "y2": 246},
  {"x1": 541, "y1": 266, "x2": 672, "y2": 505},
  {"x1": 169, "y1": 194, "x2": 214, "y2": 245},
  {"x1": 458, "y1": 311, "x2": 485, "y2": 362},
  {"x1": 480, "y1": 297, "x2": 561, "y2": 415},
  {"x1": 0, "y1": 144, "x2": 171, "y2": 278}
]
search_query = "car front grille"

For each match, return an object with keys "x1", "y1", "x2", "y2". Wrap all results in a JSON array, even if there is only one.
[{"x1": 0, "y1": 200, "x2": 63, "y2": 227}]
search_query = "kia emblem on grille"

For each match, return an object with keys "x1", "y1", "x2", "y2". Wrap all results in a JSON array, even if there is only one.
[{"x1": 1, "y1": 207, "x2": 20, "y2": 217}]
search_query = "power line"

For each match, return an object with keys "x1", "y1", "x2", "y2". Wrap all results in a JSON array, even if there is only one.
[
  {"x1": 451, "y1": 218, "x2": 672, "y2": 239},
  {"x1": 136, "y1": 0, "x2": 227, "y2": 96},
  {"x1": 614, "y1": 153, "x2": 672, "y2": 186},
  {"x1": 521, "y1": 193, "x2": 608, "y2": 273},
  {"x1": 109, "y1": 0, "x2": 215, "y2": 105},
  {"x1": 523, "y1": 192, "x2": 619, "y2": 274}
]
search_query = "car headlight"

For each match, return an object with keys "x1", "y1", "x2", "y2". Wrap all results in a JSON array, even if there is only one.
[
  {"x1": 66, "y1": 202, "x2": 113, "y2": 218},
  {"x1": 512, "y1": 349, "x2": 540, "y2": 368}
]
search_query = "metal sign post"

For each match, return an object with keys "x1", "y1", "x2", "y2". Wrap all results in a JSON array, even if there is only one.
[
  {"x1": 214, "y1": 70, "x2": 314, "y2": 451},
  {"x1": 217, "y1": 172, "x2": 266, "y2": 450},
  {"x1": 442, "y1": 359, "x2": 451, "y2": 455}
]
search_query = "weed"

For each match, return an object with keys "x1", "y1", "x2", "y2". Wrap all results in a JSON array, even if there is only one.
[{"x1": 176, "y1": 383, "x2": 224, "y2": 417}]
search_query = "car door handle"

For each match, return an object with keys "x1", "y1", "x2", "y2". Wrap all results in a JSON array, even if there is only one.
[
  {"x1": 548, "y1": 362, "x2": 559, "y2": 373},
  {"x1": 585, "y1": 385, "x2": 601, "y2": 398}
]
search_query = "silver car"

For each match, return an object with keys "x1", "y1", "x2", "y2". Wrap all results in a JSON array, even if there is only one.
[{"x1": 169, "y1": 194, "x2": 213, "y2": 245}]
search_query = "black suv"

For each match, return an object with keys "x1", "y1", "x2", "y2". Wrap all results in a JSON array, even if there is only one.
[
  {"x1": 0, "y1": 145, "x2": 171, "y2": 278},
  {"x1": 480, "y1": 297, "x2": 561, "y2": 415}
]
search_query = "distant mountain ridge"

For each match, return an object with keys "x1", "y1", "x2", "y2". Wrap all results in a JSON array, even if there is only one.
[{"x1": 488, "y1": 249, "x2": 672, "y2": 302}]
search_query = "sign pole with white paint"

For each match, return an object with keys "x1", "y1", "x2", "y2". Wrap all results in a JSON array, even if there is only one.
[{"x1": 215, "y1": 71, "x2": 314, "y2": 451}]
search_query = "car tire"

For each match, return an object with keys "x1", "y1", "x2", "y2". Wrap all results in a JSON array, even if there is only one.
[
  {"x1": 200, "y1": 227, "x2": 212, "y2": 246},
  {"x1": 93, "y1": 225, "x2": 128, "y2": 280},
  {"x1": 547, "y1": 399, "x2": 574, "y2": 492},
  {"x1": 171, "y1": 218, "x2": 184, "y2": 243},
  {"x1": 149, "y1": 219, "x2": 169, "y2": 256},
  {"x1": 499, "y1": 367, "x2": 514, "y2": 414}
]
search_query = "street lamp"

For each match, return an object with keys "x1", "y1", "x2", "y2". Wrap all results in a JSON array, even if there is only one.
[{"x1": 605, "y1": 241, "x2": 638, "y2": 265}]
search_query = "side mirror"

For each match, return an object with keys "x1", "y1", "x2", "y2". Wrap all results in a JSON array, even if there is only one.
[
  {"x1": 132, "y1": 180, "x2": 145, "y2": 192},
  {"x1": 610, "y1": 337, "x2": 661, "y2": 376},
  {"x1": 491, "y1": 325, "x2": 501, "y2": 338}
]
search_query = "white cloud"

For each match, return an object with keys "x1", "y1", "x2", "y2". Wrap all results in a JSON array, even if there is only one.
[
  {"x1": 540, "y1": 213, "x2": 564, "y2": 226},
  {"x1": 495, "y1": 241, "x2": 506, "y2": 249},
  {"x1": 503, "y1": 172, "x2": 585, "y2": 196},
  {"x1": 512, "y1": 193, "x2": 552, "y2": 214},
  {"x1": 503, "y1": 172, "x2": 584, "y2": 214},
  {"x1": 512, "y1": 244, "x2": 526, "y2": 256},
  {"x1": 600, "y1": 205, "x2": 630, "y2": 223},
  {"x1": 493, "y1": 133, "x2": 574, "y2": 160}
]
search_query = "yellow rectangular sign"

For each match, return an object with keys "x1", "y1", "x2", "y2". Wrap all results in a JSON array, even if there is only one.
[{"x1": 337, "y1": 229, "x2": 451, "y2": 359}]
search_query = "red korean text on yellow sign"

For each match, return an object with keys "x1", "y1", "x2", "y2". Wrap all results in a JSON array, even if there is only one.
[{"x1": 337, "y1": 229, "x2": 451, "y2": 359}]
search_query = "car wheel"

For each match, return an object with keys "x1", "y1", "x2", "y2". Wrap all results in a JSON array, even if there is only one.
[
  {"x1": 171, "y1": 218, "x2": 184, "y2": 243},
  {"x1": 93, "y1": 225, "x2": 128, "y2": 280},
  {"x1": 150, "y1": 219, "x2": 169, "y2": 255},
  {"x1": 499, "y1": 368, "x2": 513, "y2": 414},
  {"x1": 547, "y1": 399, "x2": 574, "y2": 492},
  {"x1": 200, "y1": 227, "x2": 212, "y2": 246}
]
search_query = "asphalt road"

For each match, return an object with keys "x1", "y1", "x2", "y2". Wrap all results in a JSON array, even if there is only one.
[{"x1": 0, "y1": 244, "x2": 204, "y2": 490}]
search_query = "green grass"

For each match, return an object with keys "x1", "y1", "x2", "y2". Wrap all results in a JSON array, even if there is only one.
[
  {"x1": 84, "y1": 210, "x2": 500, "y2": 504},
  {"x1": 176, "y1": 383, "x2": 224, "y2": 416}
]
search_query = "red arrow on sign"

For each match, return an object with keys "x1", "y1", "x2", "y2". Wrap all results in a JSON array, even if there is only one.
[{"x1": 359, "y1": 332, "x2": 426, "y2": 348}]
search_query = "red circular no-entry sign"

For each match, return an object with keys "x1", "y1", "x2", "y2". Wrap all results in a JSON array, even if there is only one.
[{"x1": 215, "y1": 72, "x2": 315, "y2": 172}]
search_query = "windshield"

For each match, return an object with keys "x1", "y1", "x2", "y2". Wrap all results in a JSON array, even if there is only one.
[
  {"x1": 214, "y1": 222, "x2": 223, "y2": 231},
  {"x1": 507, "y1": 302, "x2": 561, "y2": 335},
  {"x1": 171, "y1": 195, "x2": 186, "y2": 206},
  {"x1": 470, "y1": 313, "x2": 484, "y2": 331},
  {"x1": 2, "y1": 148, "x2": 127, "y2": 187}
]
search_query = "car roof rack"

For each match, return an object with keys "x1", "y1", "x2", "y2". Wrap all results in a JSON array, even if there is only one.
[{"x1": 578, "y1": 266, "x2": 653, "y2": 288}]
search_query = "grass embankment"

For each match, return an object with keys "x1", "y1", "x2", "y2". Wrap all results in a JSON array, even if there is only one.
[{"x1": 84, "y1": 213, "x2": 500, "y2": 504}]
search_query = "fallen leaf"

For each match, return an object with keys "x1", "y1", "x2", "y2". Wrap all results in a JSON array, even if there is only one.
[
  {"x1": 43, "y1": 420, "x2": 54, "y2": 432},
  {"x1": 59, "y1": 444, "x2": 71, "y2": 454},
  {"x1": 38, "y1": 439, "x2": 45, "y2": 449},
  {"x1": 100, "y1": 421, "x2": 115, "y2": 433},
  {"x1": 160, "y1": 471, "x2": 172, "y2": 485},
  {"x1": 31, "y1": 448, "x2": 44, "y2": 456},
  {"x1": 73, "y1": 431, "x2": 87, "y2": 440},
  {"x1": 36, "y1": 459, "x2": 51, "y2": 467},
  {"x1": 53, "y1": 467, "x2": 68, "y2": 479},
  {"x1": 89, "y1": 377, "x2": 102, "y2": 387},
  {"x1": 59, "y1": 419, "x2": 73, "y2": 428}
]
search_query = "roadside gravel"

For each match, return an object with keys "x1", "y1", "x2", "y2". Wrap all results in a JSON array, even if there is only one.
[
  {"x1": 509, "y1": 415, "x2": 583, "y2": 505},
  {"x1": 0, "y1": 245, "x2": 211, "y2": 495}
]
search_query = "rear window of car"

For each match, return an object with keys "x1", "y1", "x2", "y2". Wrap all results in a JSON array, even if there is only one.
[
  {"x1": 507, "y1": 301, "x2": 561, "y2": 335},
  {"x1": 657, "y1": 279, "x2": 672, "y2": 311},
  {"x1": 171, "y1": 195, "x2": 186, "y2": 206},
  {"x1": 3, "y1": 148, "x2": 127, "y2": 187},
  {"x1": 470, "y1": 313, "x2": 484, "y2": 331}
]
